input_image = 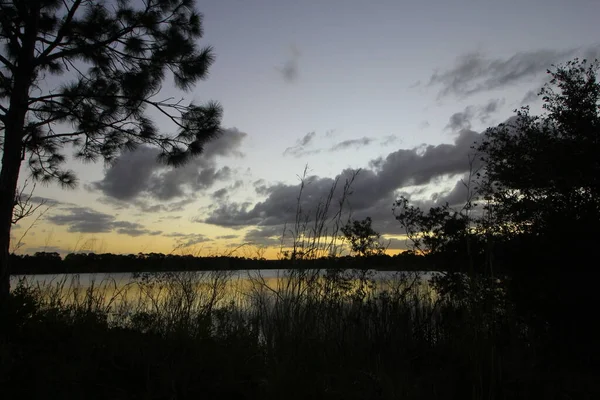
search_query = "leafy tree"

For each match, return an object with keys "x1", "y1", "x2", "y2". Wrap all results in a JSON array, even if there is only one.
[
  {"x1": 394, "y1": 59, "x2": 600, "y2": 348},
  {"x1": 393, "y1": 197, "x2": 470, "y2": 256},
  {"x1": 475, "y1": 59, "x2": 600, "y2": 346},
  {"x1": 477, "y1": 58, "x2": 600, "y2": 248},
  {"x1": 341, "y1": 217, "x2": 386, "y2": 257},
  {"x1": 0, "y1": 0, "x2": 222, "y2": 301}
]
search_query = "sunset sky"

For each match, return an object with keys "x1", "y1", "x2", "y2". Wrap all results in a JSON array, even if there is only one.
[{"x1": 11, "y1": 0, "x2": 600, "y2": 257}]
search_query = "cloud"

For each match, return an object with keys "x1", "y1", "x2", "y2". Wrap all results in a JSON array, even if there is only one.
[
  {"x1": 204, "y1": 129, "x2": 483, "y2": 237},
  {"x1": 244, "y1": 226, "x2": 284, "y2": 247},
  {"x1": 478, "y1": 98, "x2": 505, "y2": 123},
  {"x1": 446, "y1": 107, "x2": 475, "y2": 131},
  {"x1": 330, "y1": 137, "x2": 376, "y2": 151},
  {"x1": 212, "y1": 188, "x2": 228, "y2": 200},
  {"x1": 277, "y1": 44, "x2": 301, "y2": 83},
  {"x1": 97, "y1": 196, "x2": 195, "y2": 214},
  {"x1": 216, "y1": 234, "x2": 239, "y2": 240},
  {"x1": 92, "y1": 146, "x2": 160, "y2": 201},
  {"x1": 28, "y1": 196, "x2": 63, "y2": 206},
  {"x1": 165, "y1": 232, "x2": 211, "y2": 247},
  {"x1": 231, "y1": 180, "x2": 244, "y2": 190},
  {"x1": 46, "y1": 206, "x2": 158, "y2": 237},
  {"x1": 284, "y1": 132, "x2": 400, "y2": 158},
  {"x1": 445, "y1": 99, "x2": 505, "y2": 131},
  {"x1": 381, "y1": 135, "x2": 400, "y2": 146},
  {"x1": 48, "y1": 207, "x2": 116, "y2": 233},
  {"x1": 521, "y1": 90, "x2": 539, "y2": 105},
  {"x1": 253, "y1": 179, "x2": 270, "y2": 196},
  {"x1": 429, "y1": 46, "x2": 600, "y2": 98},
  {"x1": 429, "y1": 177, "x2": 471, "y2": 208},
  {"x1": 112, "y1": 221, "x2": 162, "y2": 237},
  {"x1": 283, "y1": 131, "x2": 317, "y2": 156},
  {"x1": 92, "y1": 128, "x2": 247, "y2": 204},
  {"x1": 328, "y1": 136, "x2": 400, "y2": 153}
]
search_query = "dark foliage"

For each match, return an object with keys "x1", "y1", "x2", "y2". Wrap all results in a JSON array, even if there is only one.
[
  {"x1": 341, "y1": 217, "x2": 386, "y2": 257},
  {"x1": 395, "y1": 58, "x2": 600, "y2": 367},
  {"x1": 8, "y1": 251, "x2": 431, "y2": 275},
  {"x1": 0, "y1": 0, "x2": 223, "y2": 299}
]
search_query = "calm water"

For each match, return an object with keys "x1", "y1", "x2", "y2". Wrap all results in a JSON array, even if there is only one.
[{"x1": 10, "y1": 269, "x2": 440, "y2": 313}]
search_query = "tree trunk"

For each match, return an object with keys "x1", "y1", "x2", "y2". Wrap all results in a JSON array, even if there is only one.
[
  {"x1": 0, "y1": 130, "x2": 23, "y2": 302},
  {"x1": 0, "y1": 2, "x2": 39, "y2": 305}
]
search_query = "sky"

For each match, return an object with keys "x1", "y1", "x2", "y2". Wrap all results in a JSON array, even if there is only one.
[{"x1": 9, "y1": 0, "x2": 600, "y2": 258}]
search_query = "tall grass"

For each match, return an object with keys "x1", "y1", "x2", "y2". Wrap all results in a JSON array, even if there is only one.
[{"x1": 6, "y1": 266, "x2": 544, "y2": 399}]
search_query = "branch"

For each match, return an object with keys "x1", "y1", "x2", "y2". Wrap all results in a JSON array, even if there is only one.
[
  {"x1": 35, "y1": 0, "x2": 150, "y2": 68},
  {"x1": 0, "y1": 54, "x2": 15, "y2": 72},
  {"x1": 12, "y1": 180, "x2": 46, "y2": 225},
  {"x1": 36, "y1": 0, "x2": 83, "y2": 61}
]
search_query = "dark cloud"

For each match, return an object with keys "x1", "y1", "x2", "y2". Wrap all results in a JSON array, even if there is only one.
[
  {"x1": 429, "y1": 46, "x2": 600, "y2": 98},
  {"x1": 244, "y1": 226, "x2": 284, "y2": 247},
  {"x1": 165, "y1": 232, "x2": 211, "y2": 247},
  {"x1": 155, "y1": 215, "x2": 182, "y2": 223},
  {"x1": 283, "y1": 131, "x2": 317, "y2": 156},
  {"x1": 28, "y1": 196, "x2": 63, "y2": 206},
  {"x1": 480, "y1": 98, "x2": 504, "y2": 115},
  {"x1": 478, "y1": 98, "x2": 505, "y2": 124},
  {"x1": 329, "y1": 136, "x2": 401, "y2": 153},
  {"x1": 92, "y1": 146, "x2": 160, "y2": 201},
  {"x1": 117, "y1": 227, "x2": 162, "y2": 237},
  {"x1": 164, "y1": 232, "x2": 187, "y2": 237},
  {"x1": 446, "y1": 107, "x2": 475, "y2": 131},
  {"x1": 112, "y1": 221, "x2": 162, "y2": 237},
  {"x1": 521, "y1": 90, "x2": 539, "y2": 105},
  {"x1": 277, "y1": 45, "x2": 301, "y2": 83},
  {"x1": 446, "y1": 99, "x2": 505, "y2": 131},
  {"x1": 92, "y1": 128, "x2": 247, "y2": 204},
  {"x1": 48, "y1": 207, "x2": 116, "y2": 233},
  {"x1": 98, "y1": 197, "x2": 195, "y2": 214},
  {"x1": 330, "y1": 137, "x2": 375, "y2": 151},
  {"x1": 381, "y1": 135, "x2": 400, "y2": 146},
  {"x1": 231, "y1": 180, "x2": 244, "y2": 190},
  {"x1": 212, "y1": 188, "x2": 228, "y2": 200},
  {"x1": 253, "y1": 179, "x2": 270, "y2": 196},
  {"x1": 284, "y1": 133, "x2": 398, "y2": 158},
  {"x1": 47, "y1": 207, "x2": 159, "y2": 237},
  {"x1": 204, "y1": 129, "x2": 483, "y2": 237},
  {"x1": 216, "y1": 234, "x2": 239, "y2": 240}
]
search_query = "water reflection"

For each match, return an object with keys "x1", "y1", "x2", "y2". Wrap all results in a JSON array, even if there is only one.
[{"x1": 10, "y1": 269, "x2": 440, "y2": 316}]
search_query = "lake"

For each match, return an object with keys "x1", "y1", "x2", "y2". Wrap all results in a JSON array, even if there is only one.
[{"x1": 10, "y1": 269, "x2": 441, "y2": 315}]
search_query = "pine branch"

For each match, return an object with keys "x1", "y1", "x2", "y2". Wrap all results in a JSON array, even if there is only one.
[
  {"x1": 36, "y1": 0, "x2": 83, "y2": 61},
  {"x1": 0, "y1": 54, "x2": 14, "y2": 72}
]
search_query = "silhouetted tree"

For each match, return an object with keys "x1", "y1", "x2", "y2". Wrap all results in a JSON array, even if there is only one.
[
  {"x1": 477, "y1": 58, "x2": 600, "y2": 247},
  {"x1": 341, "y1": 217, "x2": 386, "y2": 257},
  {"x1": 393, "y1": 197, "x2": 477, "y2": 269},
  {"x1": 0, "y1": 0, "x2": 222, "y2": 302},
  {"x1": 476, "y1": 59, "x2": 600, "y2": 348},
  {"x1": 394, "y1": 59, "x2": 600, "y2": 352}
]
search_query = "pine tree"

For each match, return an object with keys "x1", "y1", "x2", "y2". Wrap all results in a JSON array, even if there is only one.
[{"x1": 0, "y1": 0, "x2": 223, "y2": 301}]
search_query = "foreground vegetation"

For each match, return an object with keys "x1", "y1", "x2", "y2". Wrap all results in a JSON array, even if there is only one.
[{"x1": 2, "y1": 268, "x2": 597, "y2": 399}]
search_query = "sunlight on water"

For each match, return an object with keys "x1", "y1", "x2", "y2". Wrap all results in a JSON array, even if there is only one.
[{"x1": 10, "y1": 269, "x2": 441, "y2": 320}]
